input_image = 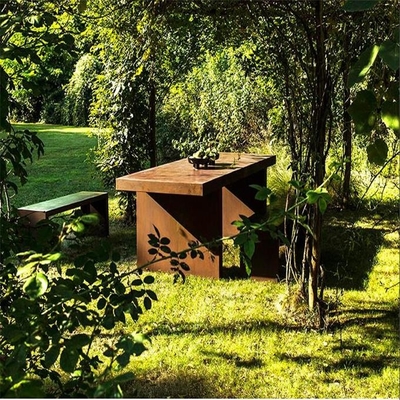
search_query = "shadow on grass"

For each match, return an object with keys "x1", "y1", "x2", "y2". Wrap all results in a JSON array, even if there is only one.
[
  {"x1": 322, "y1": 355, "x2": 398, "y2": 379},
  {"x1": 276, "y1": 351, "x2": 398, "y2": 379},
  {"x1": 321, "y1": 225, "x2": 385, "y2": 290},
  {"x1": 273, "y1": 307, "x2": 398, "y2": 379},
  {"x1": 146, "y1": 304, "x2": 399, "y2": 341},
  {"x1": 59, "y1": 227, "x2": 137, "y2": 264},
  {"x1": 123, "y1": 371, "x2": 217, "y2": 398},
  {"x1": 128, "y1": 308, "x2": 398, "y2": 398},
  {"x1": 335, "y1": 306, "x2": 399, "y2": 339},
  {"x1": 201, "y1": 349, "x2": 264, "y2": 368},
  {"x1": 146, "y1": 317, "x2": 311, "y2": 338}
]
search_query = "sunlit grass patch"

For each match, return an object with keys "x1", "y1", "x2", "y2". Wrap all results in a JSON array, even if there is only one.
[
  {"x1": 117, "y1": 263, "x2": 398, "y2": 398},
  {"x1": 9, "y1": 123, "x2": 105, "y2": 208}
]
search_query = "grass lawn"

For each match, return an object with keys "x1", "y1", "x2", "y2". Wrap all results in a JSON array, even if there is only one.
[
  {"x1": 10, "y1": 123, "x2": 106, "y2": 207},
  {"x1": 8, "y1": 123, "x2": 400, "y2": 398}
]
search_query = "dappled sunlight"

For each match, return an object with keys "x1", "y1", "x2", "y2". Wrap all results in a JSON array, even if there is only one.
[{"x1": 13, "y1": 122, "x2": 93, "y2": 135}]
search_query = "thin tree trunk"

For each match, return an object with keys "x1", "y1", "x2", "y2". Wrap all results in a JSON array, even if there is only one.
[
  {"x1": 149, "y1": 80, "x2": 156, "y2": 167},
  {"x1": 308, "y1": 206, "x2": 322, "y2": 311},
  {"x1": 343, "y1": 86, "x2": 352, "y2": 207},
  {"x1": 342, "y1": 32, "x2": 352, "y2": 207},
  {"x1": 308, "y1": 0, "x2": 328, "y2": 312}
]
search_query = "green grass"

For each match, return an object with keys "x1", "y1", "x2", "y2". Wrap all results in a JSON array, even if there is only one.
[
  {"x1": 11, "y1": 123, "x2": 105, "y2": 207},
  {"x1": 7, "y1": 123, "x2": 400, "y2": 398}
]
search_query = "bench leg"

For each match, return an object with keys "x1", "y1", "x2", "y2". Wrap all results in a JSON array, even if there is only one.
[
  {"x1": 17, "y1": 210, "x2": 48, "y2": 226},
  {"x1": 81, "y1": 198, "x2": 109, "y2": 236}
]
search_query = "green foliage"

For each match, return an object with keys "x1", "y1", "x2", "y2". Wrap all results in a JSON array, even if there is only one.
[
  {"x1": 0, "y1": 217, "x2": 154, "y2": 398},
  {"x1": 379, "y1": 39, "x2": 400, "y2": 71},
  {"x1": 62, "y1": 54, "x2": 99, "y2": 126},
  {"x1": 342, "y1": 0, "x2": 381, "y2": 12},
  {"x1": 0, "y1": 124, "x2": 152, "y2": 397},
  {"x1": 163, "y1": 45, "x2": 277, "y2": 156},
  {"x1": 231, "y1": 176, "x2": 335, "y2": 282},
  {"x1": 305, "y1": 188, "x2": 331, "y2": 215},
  {"x1": 345, "y1": 1, "x2": 399, "y2": 166},
  {"x1": 347, "y1": 45, "x2": 380, "y2": 88},
  {"x1": 87, "y1": 8, "x2": 157, "y2": 218},
  {"x1": 366, "y1": 138, "x2": 389, "y2": 166},
  {"x1": 0, "y1": 1, "x2": 81, "y2": 124},
  {"x1": 0, "y1": 128, "x2": 44, "y2": 260},
  {"x1": 348, "y1": 90, "x2": 377, "y2": 135}
]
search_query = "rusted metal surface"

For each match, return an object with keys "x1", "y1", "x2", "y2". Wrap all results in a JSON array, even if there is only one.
[
  {"x1": 116, "y1": 152, "x2": 276, "y2": 196},
  {"x1": 137, "y1": 191, "x2": 222, "y2": 278},
  {"x1": 116, "y1": 152, "x2": 278, "y2": 279}
]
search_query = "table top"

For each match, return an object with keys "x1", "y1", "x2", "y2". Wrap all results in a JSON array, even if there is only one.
[{"x1": 116, "y1": 152, "x2": 276, "y2": 196}]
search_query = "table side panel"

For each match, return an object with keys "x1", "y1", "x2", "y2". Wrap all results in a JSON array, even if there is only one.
[
  {"x1": 222, "y1": 169, "x2": 267, "y2": 237},
  {"x1": 136, "y1": 191, "x2": 223, "y2": 278}
]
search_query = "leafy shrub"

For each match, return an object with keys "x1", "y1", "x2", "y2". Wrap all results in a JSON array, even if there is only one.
[
  {"x1": 161, "y1": 44, "x2": 279, "y2": 156},
  {"x1": 0, "y1": 128, "x2": 45, "y2": 261},
  {"x1": 62, "y1": 54, "x2": 100, "y2": 127},
  {"x1": 40, "y1": 89, "x2": 65, "y2": 124},
  {"x1": 90, "y1": 60, "x2": 152, "y2": 222},
  {"x1": 0, "y1": 216, "x2": 154, "y2": 398},
  {"x1": 8, "y1": 89, "x2": 39, "y2": 122}
]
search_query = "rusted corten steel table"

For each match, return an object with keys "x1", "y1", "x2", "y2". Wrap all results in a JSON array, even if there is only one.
[{"x1": 116, "y1": 152, "x2": 279, "y2": 280}]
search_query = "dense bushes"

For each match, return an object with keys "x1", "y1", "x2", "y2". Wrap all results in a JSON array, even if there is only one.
[
  {"x1": 162, "y1": 45, "x2": 279, "y2": 156},
  {"x1": 0, "y1": 217, "x2": 155, "y2": 397},
  {"x1": 61, "y1": 54, "x2": 100, "y2": 127}
]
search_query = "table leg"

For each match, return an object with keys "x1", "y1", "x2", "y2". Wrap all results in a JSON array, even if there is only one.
[
  {"x1": 136, "y1": 191, "x2": 223, "y2": 278},
  {"x1": 222, "y1": 170, "x2": 279, "y2": 280}
]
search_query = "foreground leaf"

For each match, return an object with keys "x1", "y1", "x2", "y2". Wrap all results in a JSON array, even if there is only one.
[
  {"x1": 343, "y1": 0, "x2": 380, "y2": 12},
  {"x1": 6, "y1": 379, "x2": 44, "y2": 398},
  {"x1": 347, "y1": 45, "x2": 379, "y2": 87},
  {"x1": 379, "y1": 40, "x2": 400, "y2": 71},
  {"x1": 60, "y1": 347, "x2": 79, "y2": 373},
  {"x1": 22, "y1": 273, "x2": 48, "y2": 299},
  {"x1": 348, "y1": 90, "x2": 377, "y2": 134},
  {"x1": 381, "y1": 100, "x2": 399, "y2": 135},
  {"x1": 367, "y1": 138, "x2": 388, "y2": 165}
]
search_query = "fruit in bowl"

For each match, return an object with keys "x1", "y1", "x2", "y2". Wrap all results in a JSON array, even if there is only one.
[{"x1": 188, "y1": 147, "x2": 219, "y2": 169}]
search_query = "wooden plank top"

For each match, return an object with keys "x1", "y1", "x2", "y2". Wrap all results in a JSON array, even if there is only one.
[
  {"x1": 18, "y1": 191, "x2": 108, "y2": 213},
  {"x1": 116, "y1": 152, "x2": 276, "y2": 196}
]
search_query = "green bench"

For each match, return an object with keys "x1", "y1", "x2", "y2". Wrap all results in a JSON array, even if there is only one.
[{"x1": 18, "y1": 191, "x2": 109, "y2": 236}]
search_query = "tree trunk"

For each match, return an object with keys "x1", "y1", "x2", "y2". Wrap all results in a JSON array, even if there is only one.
[
  {"x1": 343, "y1": 86, "x2": 352, "y2": 207},
  {"x1": 308, "y1": 206, "x2": 322, "y2": 311},
  {"x1": 308, "y1": 0, "x2": 328, "y2": 312},
  {"x1": 342, "y1": 32, "x2": 352, "y2": 207},
  {"x1": 149, "y1": 80, "x2": 157, "y2": 167}
]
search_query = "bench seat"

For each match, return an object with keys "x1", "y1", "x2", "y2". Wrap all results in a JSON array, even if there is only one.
[{"x1": 18, "y1": 191, "x2": 109, "y2": 236}]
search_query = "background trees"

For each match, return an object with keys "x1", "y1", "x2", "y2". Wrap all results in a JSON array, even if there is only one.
[
  {"x1": 162, "y1": 45, "x2": 277, "y2": 157},
  {"x1": 0, "y1": 0, "x2": 84, "y2": 125}
]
